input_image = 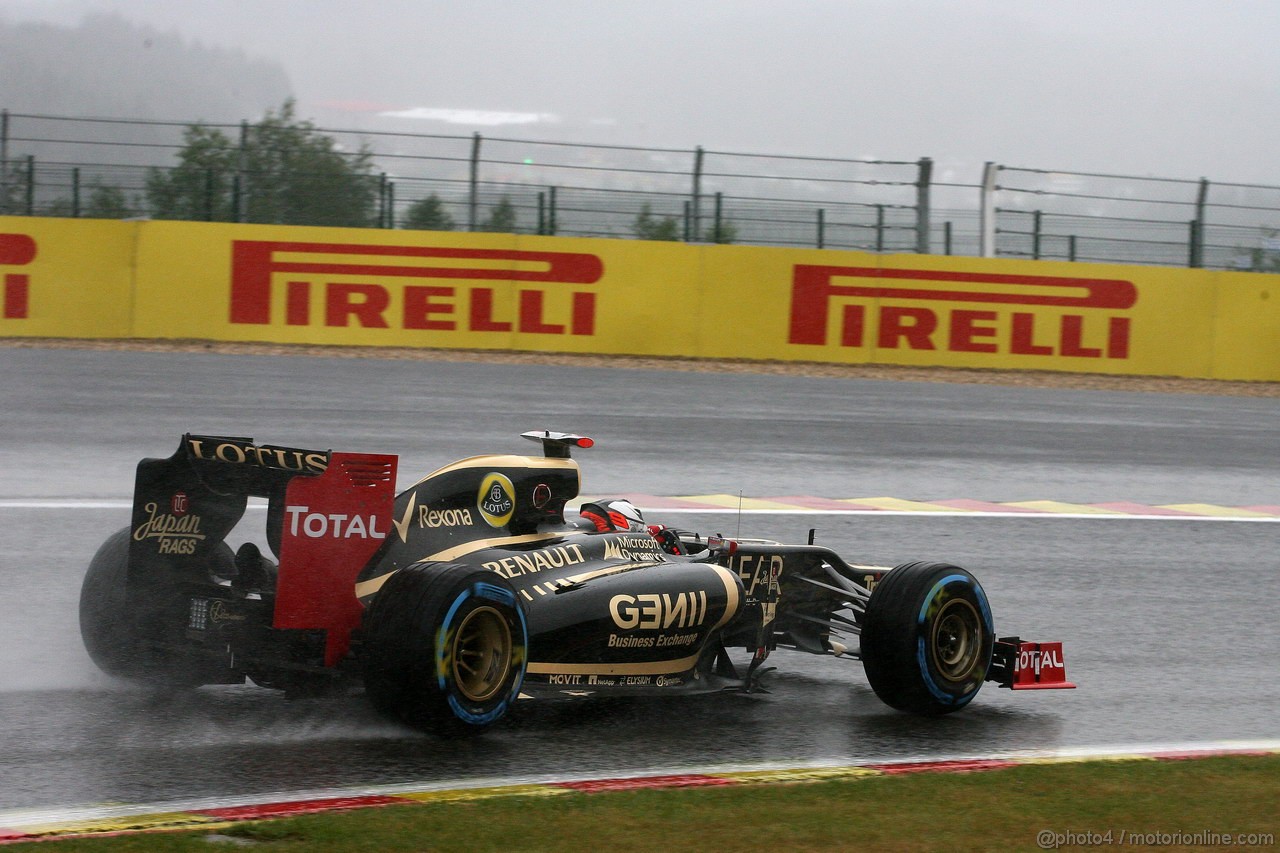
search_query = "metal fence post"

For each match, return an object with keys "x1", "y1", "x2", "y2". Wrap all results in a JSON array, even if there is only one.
[
  {"x1": 1192, "y1": 178, "x2": 1209, "y2": 268},
  {"x1": 979, "y1": 161, "x2": 998, "y2": 257},
  {"x1": 690, "y1": 146, "x2": 704, "y2": 242},
  {"x1": 204, "y1": 168, "x2": 215, "y2": 221},
  {"x1": 386, "y1": 180, "x2": 395, "y2": 229},
  {"x1": 72, "y1": 167, "x2": 81, "y2": 217},
  {"x1": 817, "y1": 208, "x2": 825, "y2": 249},
  {"x1": 915, "y1": 156, "x2": 932, "y2": 254},
  {"x1": 236, "y1": 120, "x2": 248, "y2": 223},
  {"x1": 944, "y1": 221, "x2": 953, "y2": 255},
  {"x1": 537, "y1": 192, "x2": 546, "y2": 234},
  {"x1": 1188, "y1": 220, "x2": 1201, "y2": 268},
  {"x1": 548, "y1": 186, "x2": 557, "y2": 235},
  {"x1": 24, "y1": 154, "x2": 34, "y2": 215},
  {"x1": 0, "y1": 109, "x2": 8, "y2": 214},
  {"x1": 875, "y1": 204, "x2": 885, "y2": 252},
  {"x1": 377, "y1": 172, "x2": 388, "y2": 227},
  {"x1": 1069, "y1": 234, "x2": 1077, "y2": 262},
  {"x1": 1032, "y1": 210, "x2": 1042, "y2": 260},
  {"x1": 468, "y1": 132, "x2": 482, "y2": 232}
]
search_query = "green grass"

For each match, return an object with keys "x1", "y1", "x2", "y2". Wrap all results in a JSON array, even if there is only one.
[{"x1": 12, "y1": 755, "x2": 1278, "y2": 852}]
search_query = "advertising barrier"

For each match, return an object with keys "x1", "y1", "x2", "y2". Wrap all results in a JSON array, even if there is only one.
[
  {"x1": 2, "y1": 216, "x2": 1277, "y2": 381},
  {"x1": 0, "y1": 218, "x2": 137, "y2": 339}
]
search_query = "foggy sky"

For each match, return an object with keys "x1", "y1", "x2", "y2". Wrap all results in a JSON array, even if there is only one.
[{"x1": 1, "y1": 0, "x2": 1277, "y2": 184}]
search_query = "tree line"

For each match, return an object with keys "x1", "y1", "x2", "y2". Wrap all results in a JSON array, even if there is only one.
[{"x1": 12, "y1": 101, "x2": 734, "y2": 241}]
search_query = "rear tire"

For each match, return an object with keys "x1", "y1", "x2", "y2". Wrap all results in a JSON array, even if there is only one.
[
  {"x1": 860, "y1": 561, "x2": 993, "y2": 715},
  {"x1": 79, "y1": 526, "x2": 223, "y2": 688},
  {"x1": 360, "y1": 562, "x2": 527, "y2": 735}
]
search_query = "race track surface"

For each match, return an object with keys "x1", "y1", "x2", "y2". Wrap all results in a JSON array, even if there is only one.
[{"x1": 1, "y1": 347, "x2": 1277, "y2": 812}]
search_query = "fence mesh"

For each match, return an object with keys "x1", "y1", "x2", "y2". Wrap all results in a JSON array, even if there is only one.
[{"x1": 3, "y1": 110, "x2": 1278, "y2": 271}]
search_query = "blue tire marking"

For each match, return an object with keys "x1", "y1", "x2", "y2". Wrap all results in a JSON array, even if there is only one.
[
  {"x1": 915, "y1": 573, "x2": 994, "y2": 705},
  {"x1": 436, "y1": 580, "x2": 529, "y2": 724},
  {"x1": 473, "y1": 581, "x2": 517, "y2": 606},
  {"x1": 448, "y1": 693, "x2": 510, "y2": 725},
  {"x1": 436, "y1": 587, "x2": 473, "y2": 691}
]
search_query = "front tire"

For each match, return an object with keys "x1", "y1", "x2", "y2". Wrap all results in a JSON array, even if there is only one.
[
  {"x1": 360, "y1": 562, "x2": 527, "y2": 735},
  {"x1": 860, "y1": 561, "x2": 993, "y2": 715}
]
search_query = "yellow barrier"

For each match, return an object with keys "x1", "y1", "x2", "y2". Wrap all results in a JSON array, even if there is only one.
[
  {"x1": 2, "y1": 216, "x2": 1277, "y2": 381},
  {"x1": 0, "y1": 218, "x2": 137, "y2": 338}
]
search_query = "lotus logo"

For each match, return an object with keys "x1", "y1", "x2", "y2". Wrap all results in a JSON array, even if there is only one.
[{"x1": 477, "y1": 472, "x2": 516, "y2": 528}]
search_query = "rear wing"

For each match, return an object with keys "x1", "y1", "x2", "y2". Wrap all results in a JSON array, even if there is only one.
[
  {"x1": 129, "y1": 434, "x2": 397, "y2": 665},
  {"x1": 131, "y1": 435, "x2": 333, "y2": 561}
]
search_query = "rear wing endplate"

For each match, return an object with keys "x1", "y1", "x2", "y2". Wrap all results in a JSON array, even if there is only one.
[{"x1": 274, "y1": 452, "x2": 397, "y2": 665}]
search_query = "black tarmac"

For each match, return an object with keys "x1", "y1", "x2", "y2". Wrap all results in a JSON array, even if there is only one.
[{"x1": 0, "y1": 348, "x2": 1276, "y2": 811}]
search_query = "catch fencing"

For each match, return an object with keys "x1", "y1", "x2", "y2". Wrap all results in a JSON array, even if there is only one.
[{"x1": 2, "y1": 110, "x2": 1278, "y2": 271}]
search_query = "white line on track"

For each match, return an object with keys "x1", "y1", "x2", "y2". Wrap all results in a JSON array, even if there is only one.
[
  {"x1": 649, "y1": 508, "x2": 1280, "y2": 522},
  {"x1": 0, "y1": 499, "x2": 1276, "y2": 521},
  {"x1": 0, "y1": 500, "x2": 134, "y2": 508}
]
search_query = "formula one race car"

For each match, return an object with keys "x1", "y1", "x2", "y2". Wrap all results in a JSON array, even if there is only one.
[{"x1": 81, "y1": 431, "x2": 1074, "y2": 735}]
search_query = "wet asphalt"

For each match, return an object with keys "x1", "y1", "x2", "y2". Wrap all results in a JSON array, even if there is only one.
[{"x1": 0, "y1": 348, "x2": 1276, "y2": 811}]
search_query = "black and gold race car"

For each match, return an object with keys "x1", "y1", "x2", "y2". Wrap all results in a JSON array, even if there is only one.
[{"x1": 81, "y1": 431, "x2": 1073, "y2": 735}]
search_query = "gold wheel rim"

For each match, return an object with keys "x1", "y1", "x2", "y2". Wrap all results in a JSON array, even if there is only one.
[
  {"x1": 930, "y1": 598, "x2": 982, "y2": 682},
  {"x1": 452, "y1": 605, "x2": 513, "y2": 703}
]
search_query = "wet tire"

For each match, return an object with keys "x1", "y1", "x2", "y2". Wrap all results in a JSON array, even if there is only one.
[
  {"x1": 79, "y1": 526, "x2": 221, "y2": 688},
  {"x1": 360, "y1": 562, "x2": 527, "y2": 736},
  {"x1": 860, "y1": 561, "x2": 994, "y2": 715}
]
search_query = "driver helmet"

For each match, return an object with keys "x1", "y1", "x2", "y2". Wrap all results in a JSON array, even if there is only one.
[
  {"x1": 604, "y1": 499, "x2": 645, "y2": 532},
  {"x1": 579, "y1": 498, "x2": 645, "y2": 532}
]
